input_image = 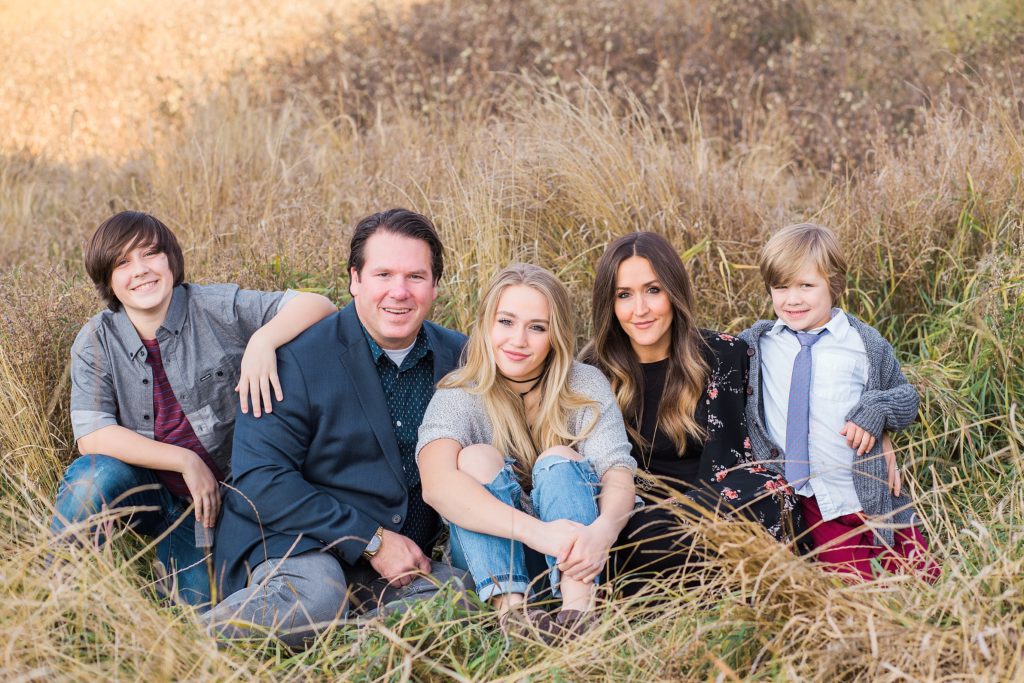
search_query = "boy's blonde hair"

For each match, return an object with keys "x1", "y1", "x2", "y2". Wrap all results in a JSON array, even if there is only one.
[{"x1": 758, "y1": 222, "x2": 847, "y2": 303}]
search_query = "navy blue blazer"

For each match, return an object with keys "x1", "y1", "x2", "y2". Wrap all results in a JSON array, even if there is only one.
[{"x1": 212, "y1": 303, "x2": 466, "y2": 596}]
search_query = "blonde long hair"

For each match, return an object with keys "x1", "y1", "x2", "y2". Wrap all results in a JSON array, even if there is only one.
[{"x1": 441, "y1": 263, "x2": 598, "y2": 476}]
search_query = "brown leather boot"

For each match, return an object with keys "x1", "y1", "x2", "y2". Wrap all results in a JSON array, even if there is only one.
[
  {"x1": 553, "y1": 609, "x2": 597, "y2": 640},
  {"x1": 499, "y1": 607, "x2": 559, "y2": 645}
]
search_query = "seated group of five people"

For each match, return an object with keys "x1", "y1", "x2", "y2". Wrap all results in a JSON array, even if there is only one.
[{"x1": 51, "y1": 208, "x2": 939, "y2": 648}]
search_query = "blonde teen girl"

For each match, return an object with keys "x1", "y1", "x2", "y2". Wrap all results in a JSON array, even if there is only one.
[{"x1": 417, "y1": 264, "x2": 636, "y2": 639}]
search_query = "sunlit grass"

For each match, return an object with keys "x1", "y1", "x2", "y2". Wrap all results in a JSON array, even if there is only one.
[{"x1": 1, "y1": 0, "x2": 1023, "y2": 680}]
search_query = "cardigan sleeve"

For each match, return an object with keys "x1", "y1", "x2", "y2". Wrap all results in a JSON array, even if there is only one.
[{"x1": 844, "y1": 333, "x2": 919, "y2": 437}]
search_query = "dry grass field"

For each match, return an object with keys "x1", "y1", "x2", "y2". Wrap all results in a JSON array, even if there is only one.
[{"x1": 1, "y1": 0, "x2": 1023, "y2": 680}]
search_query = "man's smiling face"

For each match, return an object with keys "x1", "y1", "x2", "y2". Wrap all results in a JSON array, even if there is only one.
[{"x1": 350, "y1": 231, "x2": 438, "y2": 349}]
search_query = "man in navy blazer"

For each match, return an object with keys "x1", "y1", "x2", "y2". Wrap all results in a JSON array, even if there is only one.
[{"x1": 204, "y1": 209, "x2": 468, "y2": 647}]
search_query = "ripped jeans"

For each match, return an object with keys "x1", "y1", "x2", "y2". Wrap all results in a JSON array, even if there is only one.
[
  {"x1": 448, "y1": 454, "x2": 600, "y2": 601},
  {"x1": 51, "y1": 454, "x2": 211, "y2": 608}
]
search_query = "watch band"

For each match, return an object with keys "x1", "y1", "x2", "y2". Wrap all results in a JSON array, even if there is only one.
[{"x1": 362, "y1": 525, "x2": 384, "y2": 560}]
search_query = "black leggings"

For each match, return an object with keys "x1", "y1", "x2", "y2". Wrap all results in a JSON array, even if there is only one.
[{"x1": 610, "y1": 503, "x2": 702, "y2": 598}]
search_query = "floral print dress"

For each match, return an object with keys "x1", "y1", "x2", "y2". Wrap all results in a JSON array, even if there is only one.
[{"x1": 672, "y1": 330, "x2": 797, "y2": 542}]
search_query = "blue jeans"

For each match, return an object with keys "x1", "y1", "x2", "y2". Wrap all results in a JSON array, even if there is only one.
[
  {"x1": 51, "y1": 454, "x2": 211, "y2": 608},
  {"x1": 449, "y1": 454, "x2": 601, "y2": 602}
]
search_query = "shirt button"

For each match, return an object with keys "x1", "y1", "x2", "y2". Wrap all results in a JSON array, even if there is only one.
[
  {"x1": 216, "y1": 370, "x2": 224, "y2": 377},
  {"x1": 746, "y1": 386, "x2": 753, "y2": 395},
  {"x1": 391, "y1": 514, "x2": 402, "y2": 524},
  {"x1": 143, "y1": 414, "x2": 151, "y2": 421},
  {"x1": 142, "y1": 379, "x2": 149, "y2": 385},
  {"x1": 746, "y1": 347, "x2": 755, "y2": 357},
  {"x1": 396, "y1": 420, "x2": 402, "y2": 427},
  {"x1": 770, "y1": 448, "x2": 779, "y2": 457}
]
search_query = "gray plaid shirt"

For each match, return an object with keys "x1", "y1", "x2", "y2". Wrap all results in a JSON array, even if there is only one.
[{"x1": 70, "y1": 283, "x2": 296, "y2": 476}]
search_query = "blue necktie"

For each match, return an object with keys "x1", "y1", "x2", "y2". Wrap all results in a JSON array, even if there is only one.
[{"x1": 785, "y1": 329, "x2": 827, "y2": 488}]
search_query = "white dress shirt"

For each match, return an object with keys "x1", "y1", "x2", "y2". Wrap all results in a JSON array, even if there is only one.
[{"x1": 760, "y1": 308, "x2": 868, "y2": 521}]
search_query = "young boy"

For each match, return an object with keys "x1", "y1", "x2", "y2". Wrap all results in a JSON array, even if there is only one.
[
  {"x1": 739, "y1": 222, "x2": 939, "y2": 581},
  {"x1": 51, "y1": 211, "x2": 336, "y2": 607}
]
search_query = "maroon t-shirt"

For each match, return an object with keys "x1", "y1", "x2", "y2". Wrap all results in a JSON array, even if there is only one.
[{"x1": 142, "y1": 338, "x2": 225, "y2": 498}]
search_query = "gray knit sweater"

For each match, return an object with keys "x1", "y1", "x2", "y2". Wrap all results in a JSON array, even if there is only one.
[{"x1": 739, "y1": 314, "x2": 920, "y2": 545}]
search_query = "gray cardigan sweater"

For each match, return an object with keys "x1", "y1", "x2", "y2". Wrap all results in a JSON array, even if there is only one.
[{"x1": 739, "y1": 314, "x2": 920, "y2": 545}]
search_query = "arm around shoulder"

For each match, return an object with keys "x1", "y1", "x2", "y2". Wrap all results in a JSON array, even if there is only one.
[
  {"x1": 250, "y1": 291, "x2": 336, "y2": 349},
  {"x1": 236, "y1": 292, "x2": 336, "y2": 415}
]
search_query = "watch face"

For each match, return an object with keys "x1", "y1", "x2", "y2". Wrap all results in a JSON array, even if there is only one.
[{"x1": 367, "y1": 532, "x2": 382, "y2": 554}]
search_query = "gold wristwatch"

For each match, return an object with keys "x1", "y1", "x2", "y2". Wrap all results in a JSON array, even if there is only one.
[{"x1": 362, "y1": 525, "x2": 384, "y2": 560}]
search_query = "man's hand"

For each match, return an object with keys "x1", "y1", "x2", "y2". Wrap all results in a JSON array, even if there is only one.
[
  {"x1": 368, "y1": 530, "x2": 432, "y2": 587},
  {"x1": 236, "y1": 332, "x2": 283, "y2": 418},
  {"x1": 559, "y1": 516, "x2": 617, "y2": 584},
  {"x1": 840, "y1": 420, "x2": 876, "y2": 456},
  {"x1": 179, "y1": 450, "x2": 221, "y2": 528},
  {"x1": 882, "y1": 432, "x2": 902, "y2": 497}
]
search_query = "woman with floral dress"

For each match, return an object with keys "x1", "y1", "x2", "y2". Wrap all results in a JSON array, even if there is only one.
[{"x1": 581, "y1": 231, "x2": 797, "y2": 596}]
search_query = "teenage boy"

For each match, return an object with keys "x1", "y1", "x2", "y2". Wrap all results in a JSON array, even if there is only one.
[
  {"x1": 205, "y1": 209, "x2": 469, "y2": 649},
  {"x1": 53, "y1": 210, "x2": 336, "y2": 607},
  {"x1": 740, "y1": 222, "x2": 939, "y2": 581}
]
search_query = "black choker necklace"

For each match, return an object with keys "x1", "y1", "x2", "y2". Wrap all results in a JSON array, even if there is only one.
[
  {"x1": 497, "y1": 369, "x2": 546, "y2": 397},
  {"x1": 518, "y1": 382, "x2": 540, "y2": 398},
  {"x1": 498, "y1": 371, "x2": 544, "y2": 384}
]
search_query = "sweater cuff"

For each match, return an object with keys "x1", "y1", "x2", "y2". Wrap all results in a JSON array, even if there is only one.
[{"x1": 845, "y1": 403, "x2": 886, "y2": 438}]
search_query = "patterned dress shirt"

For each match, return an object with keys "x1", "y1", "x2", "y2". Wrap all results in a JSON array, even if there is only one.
[{"x1": 362, "y1": 326, "x2": 440, "y2": 552}]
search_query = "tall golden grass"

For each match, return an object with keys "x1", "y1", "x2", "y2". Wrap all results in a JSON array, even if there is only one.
[{"x1": 1, "y1": 0, "x2": 1023, "y2": 679}]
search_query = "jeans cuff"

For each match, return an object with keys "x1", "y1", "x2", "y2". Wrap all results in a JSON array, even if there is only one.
[{"x1": 475, "y1": 574, "x2": 531, "y2": 602}]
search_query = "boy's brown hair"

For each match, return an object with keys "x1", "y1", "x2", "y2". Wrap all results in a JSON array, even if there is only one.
[
  {"x1": 84, "y1": 211, "x2": 185, "y2": 311},
  {"x1": 758, "y1": 222, "x2": 847, "y2": 303}
]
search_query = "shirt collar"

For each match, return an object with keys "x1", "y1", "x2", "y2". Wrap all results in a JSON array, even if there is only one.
[
  {"x1": 767, "y1": 318, "x2": 789, "y2": 336},
  {"x1": 161, "y1": 284, "x2": 188, "y2": 336},
  {"x1": 110, "y1": 309, "x2": 145, "y2": 361},
  {"x1": 821, "y1": 308, "x2": 850, "y2": 341},
  {"x1": 768, "y1": 308, "x2": 849, "y2": 340},
  {"x1": 361, "y1": 324, "x2": 431, "y2": 369}
]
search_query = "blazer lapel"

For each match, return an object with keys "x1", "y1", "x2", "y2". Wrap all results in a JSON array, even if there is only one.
[
  {"x1": 424, "y1": 321, "x2": 462, "y2": 383},
  {"x1": 335, "y1": 306, "x2": 404, "y2": 483}
]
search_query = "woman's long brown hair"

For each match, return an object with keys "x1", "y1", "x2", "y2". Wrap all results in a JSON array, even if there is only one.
[{"x1": 581, "y1": 232, "x2": 709, "y2": 454}]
